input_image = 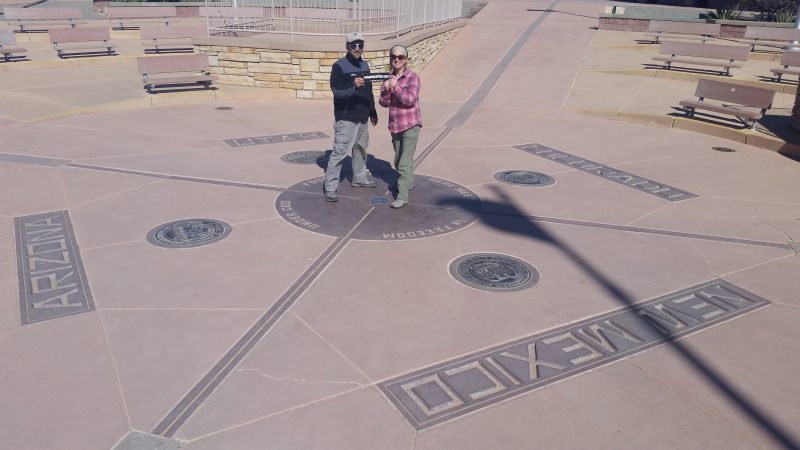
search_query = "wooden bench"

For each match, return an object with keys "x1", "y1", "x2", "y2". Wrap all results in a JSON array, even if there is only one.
[
  {"x1": 3, "y1": 7, "x2": 85, "y2": 32},
  {"x1": 140, "y1": 24, "x2": 206, "y2": 53},
  {"x1": 106, "y1": 6, "x2": 177, "y2": 30},
  {"x1": 679, "y1": 79, "x2": 774, "y2": 129},
  {"x1": 644, "y1": 21, "x2": 720, "y2": 44},
  {"x1": 739, "y1": 26, "x2": 800, "y2": 51},
  {"x1": 0, "y1": 30, "x2": 27, "y2": 62},
  {"x1": 652, "y1": 41, "x2": 750, "y2": 76},
  {"x1": 770, "y1": 50, "x2": 800, "y2": 82},
  {"x1": 49, "y1": 27, "x2": 117, "y2": 58},
  {"x1": 137, "y1": 54, "x2": 217, "y2": 93}
]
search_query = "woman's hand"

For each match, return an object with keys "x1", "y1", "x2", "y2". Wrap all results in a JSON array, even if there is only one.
[{"x1": 388, "y1": 75, "x2": 398, "y2": 91}]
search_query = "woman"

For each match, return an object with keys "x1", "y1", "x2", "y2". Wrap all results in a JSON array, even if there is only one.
[{"x1": 379, "y1": 45, "x2": 422, "y2": 209}]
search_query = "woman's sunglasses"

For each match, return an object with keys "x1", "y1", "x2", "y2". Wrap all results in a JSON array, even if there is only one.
[{"x1": 390, "y1": 54, "x2": 407, "y2": 61}]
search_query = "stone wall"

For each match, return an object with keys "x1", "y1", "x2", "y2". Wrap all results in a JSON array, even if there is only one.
[{"x1": 195, "y1": 24, "x2": 463, "y2": 99}]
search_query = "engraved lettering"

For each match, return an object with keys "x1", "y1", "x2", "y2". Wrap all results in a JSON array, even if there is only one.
[
  {"x1": 696, "y1": 285, "x2": 754, "y2": 310},
  {"x1": 32, "y1": 288, "x2": 82, "y2": 309},
  {"x1": 575, "y1": 320, "x2": 643, "y2": 353},
  {"x1": 671, "y1": 294, "x2": 726, "y2": 319},
  {"x1": 639, "y1": 303, "x2": 701, "y2": 334},
  {"x1": 28, "y1": 251, "x2": 71, "y2": 272},
  {"x1": 542, "y1": 332, "x2": 603, "y2": 365},
  {"x1": 498, "y1": 342, "x2": 566, "y2": 382},
  {"x1": 401, "y1": 375, "x2": 464, "y2": 416},
  {"x1": 30, "y1": 270, "x2": 77, "y2": 294},
  {"x1": 27, "y1": 238, "x2": 68, "y2": 256},
  {"x1": 24, "y1": 227, "x2": 65, "y2": 242},
  {"x1": 486, "y1": 356, "x2": 521, "y2": 385},
  {"x1": 444, "y1": 362, "x2": 507, "y2": 400}
]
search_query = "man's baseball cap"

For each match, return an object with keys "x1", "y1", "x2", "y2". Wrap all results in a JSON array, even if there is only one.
[{"x1": 346, "y1": 32, "x2": 364, "y2": 43}]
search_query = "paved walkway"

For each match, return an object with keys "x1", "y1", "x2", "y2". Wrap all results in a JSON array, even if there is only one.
[{"x1": 2, "y1": 1, "x2": 799, "y2": 449}]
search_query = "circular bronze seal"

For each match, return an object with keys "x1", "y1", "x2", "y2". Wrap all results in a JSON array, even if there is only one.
[
  {"x1": 493, "y1": 170, "x2": 555, "y2": 187},
  {"x1": 280, "y1": 151, "x2": 329, "y2": 165},
  {"x1": 146, "y1": 218, "x2": 231, "y2": 248},
  {"x1": 450, "y1": 253, "x2": 539, "y2": 292}
]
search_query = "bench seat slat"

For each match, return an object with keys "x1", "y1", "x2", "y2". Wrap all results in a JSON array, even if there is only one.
[
  {"x1": 771, "y1": 67, "x2": 800, "y2": 75},
  {"x1": 143, "y1": 75, "x2": 217, "y2": 85},
  {"x1": 652, "y1": 56, "x2": 741, "y2": 69},
  {"x1": 678, "y1": 100, "x2": 762, "y2": 120},
  {"x1": 738, "y1": 38, "x2": 788, "y2": 48},
  {"x1": 644, "y1": 33, "x2": 712, "y2": 41},
  {"x1": 0, "y1": 47, "x2": 28, "y2": 54}
]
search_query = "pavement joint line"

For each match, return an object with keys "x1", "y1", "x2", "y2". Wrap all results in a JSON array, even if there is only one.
[
  {"x1": 445, "y1": 0, "x2": 559, "y2": 129},
  {"x1": 628, "y1": 359, "x2": 765, "y2": 448},
  {"x1": 69, "y1": 178, "x2": 165, "y2": 211},
  {"x1": 64, "y1": 163, "x2": 287, "y2": 192},
  {"x1": 154, "y1": 208, "x2": 376, "y2": 437},
  {"x1": 290, "y1": 311, "x2": 374, "y2": 384},
  {"x1": 490, "y1": 210, "x2": 792, "y2": 250},
  {"x1": 185, "y1": 383, "x2": 372, "y2": 443}
]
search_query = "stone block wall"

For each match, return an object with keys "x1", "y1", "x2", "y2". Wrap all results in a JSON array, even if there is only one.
[{"x1": 196, "y1": 26, "x2": 461, "y2": 99}]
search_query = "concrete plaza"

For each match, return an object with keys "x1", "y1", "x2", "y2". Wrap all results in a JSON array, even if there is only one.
[{"x1": 1, "y1": 1, "x2": 799, "y2": 449}]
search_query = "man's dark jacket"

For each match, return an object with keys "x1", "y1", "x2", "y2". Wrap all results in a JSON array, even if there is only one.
[{"x1": 330, "y1": 53, "x2": 377, "y2": 123}]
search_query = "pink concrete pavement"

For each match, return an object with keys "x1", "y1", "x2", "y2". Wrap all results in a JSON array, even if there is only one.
[{"x1": 1, "y1": 1, "x2": 799, "y2": 449}]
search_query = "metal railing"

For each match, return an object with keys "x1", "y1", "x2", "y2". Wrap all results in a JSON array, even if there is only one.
[{"x1": 201, "y1": 0, "x2": 462, "y2": 37}]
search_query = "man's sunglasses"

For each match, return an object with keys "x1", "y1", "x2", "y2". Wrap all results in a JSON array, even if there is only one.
[
  {"x1": 390, "y1": 54, "x2": 407, "y2": 61},
  {"x1": 348, "y1": 42, "x2": 364, "y2": 49}
]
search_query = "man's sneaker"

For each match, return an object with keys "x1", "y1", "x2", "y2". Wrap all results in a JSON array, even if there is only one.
[
  {"x1": 390, "y1": 199, "x2": 408, "y2": 209},
  {"x1": 351, "y1": 180, "x2": 377, "y2": 188},
  {"x1": 325, "y1": 192, "x2": 338, "y2": 202}
]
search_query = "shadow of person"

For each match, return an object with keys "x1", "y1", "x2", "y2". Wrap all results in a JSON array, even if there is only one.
[
  {"x1": 437, "y1": 184, "x2": 799, "y2": 450},
  {"x1": 315, "y1": 150, "x2": 396, "y2": 185}
]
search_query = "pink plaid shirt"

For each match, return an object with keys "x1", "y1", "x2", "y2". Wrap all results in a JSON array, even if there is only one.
[{"x1": 379, "y1": 69, "x2": 422, "y2": 134}]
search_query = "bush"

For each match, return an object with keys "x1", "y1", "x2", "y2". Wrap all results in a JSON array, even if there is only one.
[
  {"x1": 707, "y1": 1, "x2": 745, "y2": 20},
  {"x1": 749, "y1": 0, "x2": 797, "y2": 22}
]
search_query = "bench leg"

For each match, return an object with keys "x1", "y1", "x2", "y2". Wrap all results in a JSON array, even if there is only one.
[{"x1": 776, "y1": 73, "x2": 783, "y2": 82}]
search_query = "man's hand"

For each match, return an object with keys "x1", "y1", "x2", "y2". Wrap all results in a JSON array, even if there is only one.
[
  {"x1": 370, "y1": 115, "x2": 378, "y2": 126},
  {"x1": 354, "y1": 76, "x2": 365, "y2": 88}
]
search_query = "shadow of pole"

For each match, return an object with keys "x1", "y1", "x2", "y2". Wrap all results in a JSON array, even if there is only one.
[{"x1": 439, "y1": 184, "x2": 798, "y2": 449}]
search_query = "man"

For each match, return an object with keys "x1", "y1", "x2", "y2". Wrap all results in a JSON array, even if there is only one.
[{"x1": 324, "y1": 31, "x2": 379, "y2": 202}]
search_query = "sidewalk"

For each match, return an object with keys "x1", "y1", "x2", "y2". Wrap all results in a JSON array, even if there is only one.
[{"x1": 1, "y1": 1, "x2": 799, "y2": 449}]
